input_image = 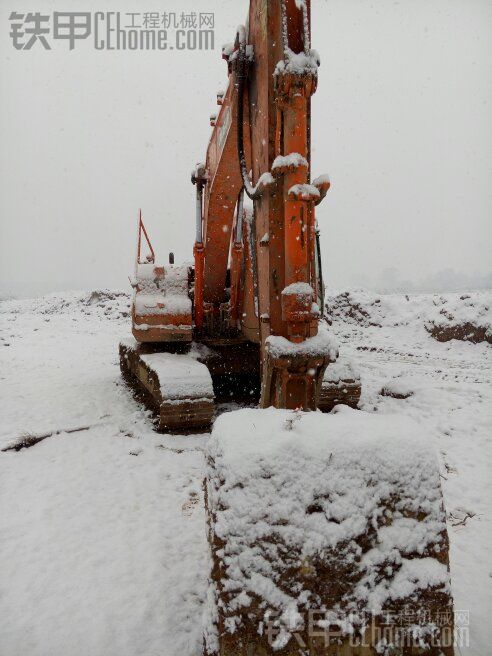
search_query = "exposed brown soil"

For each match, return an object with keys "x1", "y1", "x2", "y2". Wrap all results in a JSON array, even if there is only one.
[{"x1": 427, "y1": 322, "x2": 491, "y2": 344}]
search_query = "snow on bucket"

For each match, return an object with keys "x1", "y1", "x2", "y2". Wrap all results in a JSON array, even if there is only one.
[{"x1": 203, "y1": 407, "x2": 454, "y2": 655}]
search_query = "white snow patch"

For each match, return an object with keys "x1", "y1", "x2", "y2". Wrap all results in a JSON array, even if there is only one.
[
  {"x1": 313, "y1": 173, "x2": 331, "y2": 186},
  {"x1": 271, "y1": 152, "x2": 308, "y2": 172},
  {"x1": 274, "y1": 49, "x2": 319, "y2": 77},
  {"x1": 134, "y1": 292, "x2": 191, "y2": 316},
  {"x1": 1, "y1": 288, "x2": 491, "y2": 655},
  {"x1": 324, "y1": 354, "x2": 359, "y2": 383},
  {"x1": 140, "y1": 352, "x2": 214, "y2": 400},
  {"x1": 266, "y1": 321, "x2": 338, "y2": 359},
  {"x1": 288, "y1": 183, "x2": 320, "y2": 199},
  {"x1": 282, "y1": 282, "x2": 313, "y2": 296},
  {"x1": 134, "y1": 264, "x2": 191, "y2": 317}
]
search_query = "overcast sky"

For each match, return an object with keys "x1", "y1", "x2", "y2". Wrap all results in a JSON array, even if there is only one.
[{"x1": 1, "y1": 0, "x2": 491, "y2": 296}]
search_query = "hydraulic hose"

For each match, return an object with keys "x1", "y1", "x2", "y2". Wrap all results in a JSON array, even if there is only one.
[
  {"x1": 235, "y1": 27, "x2": 265, "y2": 201},
  {"x1": 195, "y1": 182, "x2": 203, "y2": 244}
]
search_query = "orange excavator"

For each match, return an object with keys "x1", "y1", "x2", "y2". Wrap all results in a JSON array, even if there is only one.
[
  {"x1": 120, "y1": 0, "x2": 350, "y2": 429},
  {"x1": 120, "y1": 2, "x2": 454, "y2": 654}
]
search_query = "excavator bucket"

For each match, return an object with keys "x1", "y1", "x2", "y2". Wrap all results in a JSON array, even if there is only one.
[{"x1": 204, "y1": 408, "x2": 454, "y2": 656}]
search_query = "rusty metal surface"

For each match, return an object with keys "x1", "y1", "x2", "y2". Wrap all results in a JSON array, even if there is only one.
[{"x1": 318, "y1": 380, "x2": 362, "y2": 412}]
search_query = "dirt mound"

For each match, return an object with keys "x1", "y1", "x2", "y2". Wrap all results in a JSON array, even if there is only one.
[
  {"x1": 380, "y1": 378, "x2": 414, "y2": 400},
  {"x1": 324, "y1": 290, "x2": 421, "y2": 328},
  {"x1": 1, "y1": 290, "x2": 130, "y2": 320},
  {"x1": 425, "y1": 295, "x2": 491, "y2": 344},
  {"x1": 325, "y1": 290, "x2": 382, "y2": 327},
  {"x1": 325, "y1": 289, "x2": 492, "y2": 344}
]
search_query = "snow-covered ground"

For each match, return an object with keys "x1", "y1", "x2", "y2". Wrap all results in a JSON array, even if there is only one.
[{"x1": 0, "y1": 289, "x2": 491, "y2": 655}]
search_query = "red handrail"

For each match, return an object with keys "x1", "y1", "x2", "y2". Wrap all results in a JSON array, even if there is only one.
[{"x1": 136, "y1": 209, "x2": 155, "y2": 265}]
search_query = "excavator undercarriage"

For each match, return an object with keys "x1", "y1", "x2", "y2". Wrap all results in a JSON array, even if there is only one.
[{"x1": 120, "y1": 332, "x2": 261, "y2": 431}]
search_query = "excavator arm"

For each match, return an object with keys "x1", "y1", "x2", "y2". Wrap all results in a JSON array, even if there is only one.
[{"x1": 193, "y1": 0, "x2": 333, "y2": 410}]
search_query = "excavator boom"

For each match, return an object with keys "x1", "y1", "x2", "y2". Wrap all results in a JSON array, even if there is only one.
[
  {"x1": 192, "y1": 0, "x2": 335, "y2": 411},
  {"x1": 123, "y1": 0, "x2": 338, "y2": 422}
]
